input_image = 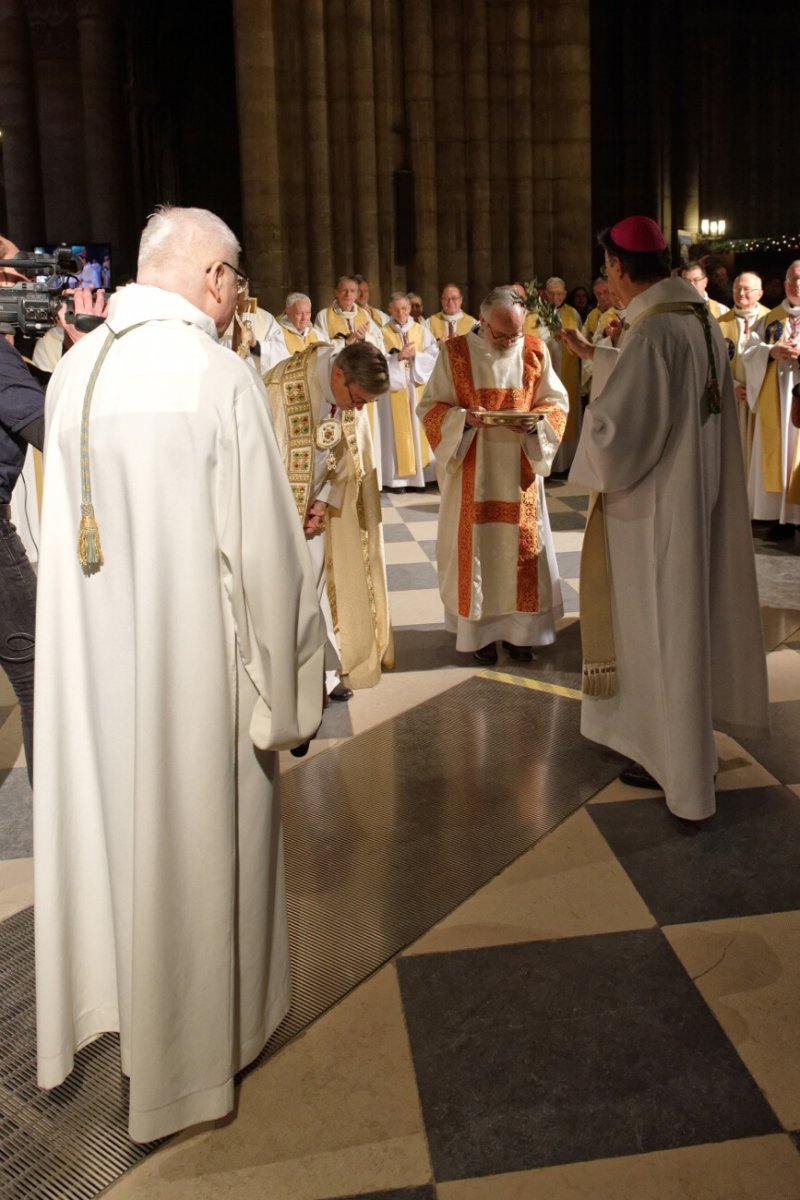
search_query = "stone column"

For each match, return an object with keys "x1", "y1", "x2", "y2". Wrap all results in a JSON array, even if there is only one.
[
  {"x1": 232, "y1": 0, "x2": 284, "y2": 310},
  {"x1": 301, "y1": 0, "x2": 334, "y2": 308},
  {"x1": 28, "y1": 0, "x2": 92, "y2": 242},
  {"x1": 372, "y1": 0, "x2": 405, "y2": 298},
  {"x1": 508, "y1": 2, "x2": 533, "y2": 281},
  {"x1": 531, "y1": 7, "x2": 554, "y2": 277},
  {"x1": 403, "y1": 0, "x2": 438, "y2": 305},
  {"x1": 433, "y1": 2, "x2": 468, "y2": 295},
  {"x1": 463, "y1": 0, "x2": 492, "y2": 307},
  {"x1": 0, "y1": 0, "x2": 44, "y2": 245},
  {"x1": 547, "y1": 0, "x2": 591, "y2": 286},
  {"x1": 487, "y1": 3, "x2": 510, "y2": 284},
  {"x1": 347, "y1": 0, "x2": 381, "y2": 294},
  {"x1": 76, "y1": 0, "x2": 132, "y2": 260},
  {"x1": 273, "y1": 8, "x2": 308, "y2": 296},
  {"x1": 325, "y1": 1, "x2": 355, "y2": 283}
]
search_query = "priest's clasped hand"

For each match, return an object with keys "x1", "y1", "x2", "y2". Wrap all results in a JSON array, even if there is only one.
[{"x1": 304, "y1": 500, "x2": 328, "y2": 538}]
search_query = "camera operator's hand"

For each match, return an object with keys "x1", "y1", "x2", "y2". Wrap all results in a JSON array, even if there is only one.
[
  {"x1": 59, "y1": 288, "x2": 109, "y2": 344},
  {"x1": 0, "y1": 234, "x2": 26, "y2": 284}
]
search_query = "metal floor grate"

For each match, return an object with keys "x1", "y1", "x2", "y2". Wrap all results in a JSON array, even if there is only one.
[{"x1": 0, "y1": 674, "x2": 624, "y2": 1199}]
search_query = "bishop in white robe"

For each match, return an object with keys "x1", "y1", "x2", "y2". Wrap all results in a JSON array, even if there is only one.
[{"x1": 570, "y1": 217, "x2": 768, "y2": 822}]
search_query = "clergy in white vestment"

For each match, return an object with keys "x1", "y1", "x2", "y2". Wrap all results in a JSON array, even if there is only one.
[
  {"x1": 717, "y1": 272, "x2": 769, "y2": 474},
  {"x1": 33, "y1": 206, "x2": 326, "y2": 1143},
  {"x1": 222, "y1": 283, "x2": 288, "y2": 374},
  {"x1": 264, "y1": 341, "x2": 394, "y2": 697},
  {"x1": 355, "y1": 275, "x2": 390, "y2": 327},
  {"x1": 568, "y1": 216, "x2": 768, "y2": 823},
  {"x1": 277, "y1": 292, "x2": 320, "y2": 358},
  {"x1": 314, "y1": 275, "x2": 386, "y2": 485},
  {"x1": 742, "y1": 260, "x2": 800, "y2": 537},
  {"x1": 380, "y1": 292, "x2": 439, "y2": 490},
  {"x1": 418, "y1": 286, "x2": 568, "y2": 665},
  {"x1": 680, "y1": 260, "x2": 729, "y2": 318},
  {"x1": 427, "y1": 282, "x2": 477, "y2": 341}
]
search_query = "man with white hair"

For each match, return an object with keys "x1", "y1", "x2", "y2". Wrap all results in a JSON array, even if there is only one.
[
  {"x1": 418, "y1": 286, "x2": 569, "y2": 663},
  {"x1": 380, "y1": 291, "x2": 439, "y2": 491},
  {"x1": 33, "y1": 205, "x2": 326, "y2": 1143},
  {"x1": 277, "y1": 291, "x2": 320, "y2": 357},
  {"x1": 717, "y1": 272, "x2": 768, "y2": 471},
  {"x1": 743, "y1": 259, "x2": 800, "y2": 537}
]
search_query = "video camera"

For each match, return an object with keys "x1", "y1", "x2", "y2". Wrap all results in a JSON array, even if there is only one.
[{"x1": 0, "y1": 245, "x2": 106, "y2": 336}]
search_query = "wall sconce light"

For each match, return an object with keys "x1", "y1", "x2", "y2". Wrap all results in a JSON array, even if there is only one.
[{"x1": 700, "y1": 218, "x2": 726, "y2": 237}]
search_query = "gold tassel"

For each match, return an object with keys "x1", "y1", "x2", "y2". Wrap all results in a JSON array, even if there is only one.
[
  {"x1": 78, "y1": 505, "x2": 104, "y2": 571},
  {"x1": 582, "y1": 661, "x2": 617, "y2": 698}
]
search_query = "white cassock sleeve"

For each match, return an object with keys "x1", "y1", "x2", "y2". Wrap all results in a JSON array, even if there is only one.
[
  {"x1": 570, "y1": 330, "x2": 673, "y2": 493},
  {"x1": 741, "y1": 338, "x2": 773, "y2": 412},
  {"x1": 217, "y1": 376, "x2": 326, "y2": 750}
]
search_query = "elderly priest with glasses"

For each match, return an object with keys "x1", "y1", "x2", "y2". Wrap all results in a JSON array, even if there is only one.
[{"x1": 418, "y1": 285, "x2": 569, "y2": 665}]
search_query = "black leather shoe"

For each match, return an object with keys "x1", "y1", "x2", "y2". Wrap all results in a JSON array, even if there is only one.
[
  {"x1": 764, "y1": 522, "x2": 796, "y2": 541},
  {"x1": 502, "y1": 641, "x2": 535, "y2": 662},
  {"x1": 328, "y1": 681, "x2": 353, "y2": 702},
  {"x1": 473, "y1": 643, "x2": 498, "y2": 665},
  {"x1": 619, "y1": 762, "x2": 662, "y2": 789}
]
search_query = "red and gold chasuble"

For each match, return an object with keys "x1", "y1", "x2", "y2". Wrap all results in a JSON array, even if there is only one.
[{"x1": 423, "y1": 334, "x2": 566, "y2": 618}]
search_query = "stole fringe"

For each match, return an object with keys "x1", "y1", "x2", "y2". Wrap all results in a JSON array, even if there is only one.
[{"x1": 582, "y1": 660, "x2": 617, "y2": 698}]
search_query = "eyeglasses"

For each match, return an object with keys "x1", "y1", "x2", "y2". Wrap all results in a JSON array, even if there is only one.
[
  {"x1": 206, "y1": 261, "x2": 249, "y2": 296},
  {"x1": 485, "y1": 321, "x2": 524, "y2": 345},
  {"x1": 345, "y1": 381, "x2": 375, "y2": 409}
]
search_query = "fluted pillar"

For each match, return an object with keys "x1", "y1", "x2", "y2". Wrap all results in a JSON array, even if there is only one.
[
  {"x1": 28, "y1": 0, "x2": 91, "y2": 242},
  {"x1": 302, "y1": 0, "x2": 335, "y2": 306},
  {"x1": 348, "y1": 0, "x2": 380, "y2": 294},
  {"x1": 508, "y1": 2, "x2": 533, "y2": 280},
  {"x1": 325, "y1": 0, "x2": 355, "y2": 286},
  {"x1": 0, "y1": 0, "x2": 44, "y2": 245},
  {"x1": 464, "y1": 0, "x2": 492, "y2": 307},
  {"x1": 433, "y1": 3, "x2": 468, "y2": 296},
  {"x1": 403, "y1": 2, "x2": 438, "y2": 305},
  {"x1": 547, "y1": 0, "x2": 591, "y2": 286},
  {"x1": 372, "y1": 0, "x2": 405, "y2": 298},
  {"x1": 487, "y1": 3, "x2": 511, "y2": 284},
  {"x1": 76, "y1": 0, "x2": 132, "y2": 260},
  {"x1": 232, "y1": 0, "x2": 284, "y2": 309}
]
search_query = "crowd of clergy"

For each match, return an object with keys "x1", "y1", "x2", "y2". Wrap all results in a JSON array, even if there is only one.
[{"x1": 230, "y1": 258, "x2": 800, "y2": 540}]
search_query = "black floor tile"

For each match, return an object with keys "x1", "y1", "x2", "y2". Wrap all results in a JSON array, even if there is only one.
[
  {"x1": 382, "y1": 523, "x2": 415, "y2": 543},
  {"x1": 590, "y1": 786, "x2": 800, "y2": 924},
  {"x1": 397, "y1": 931, "x2": 780, "y2": 1181},
  {"x1": 395, "y1": 502, "x2": 439, "y2": 522},
  {"x1": 325, "y1": 1189, "x2": 436, "y2": 1200},
  {"x1": 560, "y1": 494, "x2": 590, "y2": 512},
  {"x1": 740, "y1": 700, "x2": 800, "y2": 785},
  {"x1": 386, "y1": 563, "x2": 440, "y2": 591},
  {"x1": 547, "y1": 511, "x2": 586, "y2": 532}
]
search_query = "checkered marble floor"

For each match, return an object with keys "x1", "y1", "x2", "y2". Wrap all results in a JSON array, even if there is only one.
[
  {"x1": 4, "y1": 480, "x2": 800, "y2": 1200},
  {"x1": 380, "y1": 479, "x2": 584, "y2": 624}
]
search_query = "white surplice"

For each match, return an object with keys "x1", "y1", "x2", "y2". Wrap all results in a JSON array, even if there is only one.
[
  {"x1": 379, "y1": 317, "x2": 439, "y2": 488},
  {"x1": 33, "y1": 283, "x2": 325, "y2": 1143},
  {"x1": 418, "y1": 331, "x2": 568, "y2": 651},
  {"x1": 742, "y1": 300, "x2": 800, "y2": 524},
  {"x1": 570, "y1": 276, "x2": 769, "y2": 820}
]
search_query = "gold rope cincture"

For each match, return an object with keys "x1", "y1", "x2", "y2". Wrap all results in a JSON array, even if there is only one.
[
  {"x1": 77, "y1": 319, "x2": 171, "y2": 574},
  {"x1": 627, "y1": 300, "x2": 721, "y2": 416}
]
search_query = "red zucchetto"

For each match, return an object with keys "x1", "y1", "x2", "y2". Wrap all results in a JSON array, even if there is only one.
[{"x1": 609, "y1": 216, "x2": 668, "y2": 252}]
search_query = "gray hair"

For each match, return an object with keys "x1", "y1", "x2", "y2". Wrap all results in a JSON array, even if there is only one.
[
  {"x1": 388, "y1": 291, "x2": 410, "y2": 306},
  {"x1": 137, "y1": 204, "x2": 240, "y2": 282},
  {"x1": 336, "y1": 274, "x2": 358, "y2": 288},
  {"x1": 479, "y1": 286, "x2": 526, "y2": 320},
  {"x1": 285, "y1": 291, "x2": 311, "y2": 309},
  {"x1": 336, "y1": 342, "x2": 389, "y2": 395},
  {"x1": 546, "y1": 276, "x2": 566, "y2": 290}
]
